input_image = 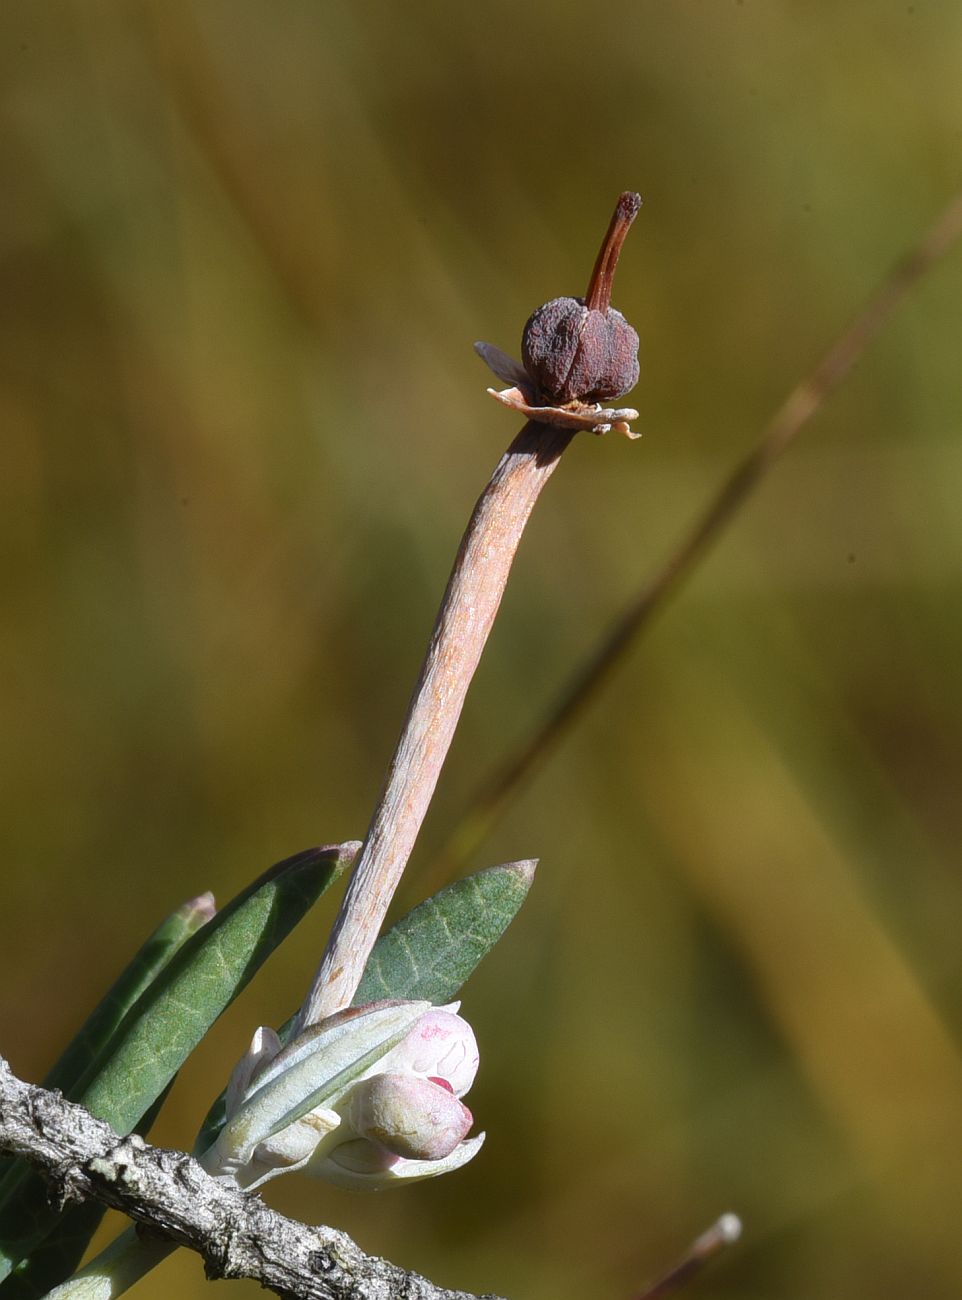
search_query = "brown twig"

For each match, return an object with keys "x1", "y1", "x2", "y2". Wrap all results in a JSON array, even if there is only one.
[
  {"x1": 634, "y1": 1214, "x2": 742, "y2": 1300},
  {"x1": 426, "y1": 188, "x2": 962, "y2": 884}
]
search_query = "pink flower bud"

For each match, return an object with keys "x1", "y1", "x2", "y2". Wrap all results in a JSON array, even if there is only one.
[
  {"x1": 209, "y1": 1000, "x2": 484, "y2": 1190},
  {"x1": 347, "y1": 1072, "x2": 474, "y2": 1161},
  {"x1": 380, "y1": 1007, "x2": 479, "y2": 1097}
]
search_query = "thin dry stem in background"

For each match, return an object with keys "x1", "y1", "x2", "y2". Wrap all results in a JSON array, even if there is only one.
[
  {"x1": 426, "y1": 187, "x2": 962, "y2": 886},
  {"x1": 634, "y1": 1214, "x2": 742, "y2": 1300}
]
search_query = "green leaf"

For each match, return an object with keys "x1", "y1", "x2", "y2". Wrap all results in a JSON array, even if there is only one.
[
  {"x1": 80, "y1": 843, "x2": 353, "y2": 1133},
  {"x1": 354, "y1": 858, "x2": 537, "y2": 1005},
  {"x1": 44, "y1": 893, "x2": 217, "y2": 1098},
  {"x1": 0, "y1": 894, "x2": 211, "y2": 1212},
  {"x1": 0, "y1": 842, "x2": 355, "y2": 1289},
  {"x1": 193, "y1": 858, "x2": 536, "y2": 1156},
  {"x1": 114, "y1": 856, "x2": 535, "y2": 1300}
]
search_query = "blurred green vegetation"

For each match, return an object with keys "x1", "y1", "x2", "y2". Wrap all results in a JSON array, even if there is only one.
[{"x1": 2, "y1": 2, "x2": 962, "y2": 1297}]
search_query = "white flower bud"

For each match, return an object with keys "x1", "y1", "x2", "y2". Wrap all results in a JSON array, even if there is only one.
[
  {"x1": 203, "y1": 999, "x2": 484, "y2": 1192},
  {"x1": 202, "y1": 1000, "x2": 430, "y2": 1183}
]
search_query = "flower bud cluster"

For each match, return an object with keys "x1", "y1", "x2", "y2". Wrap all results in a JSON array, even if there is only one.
[{"x1": 201, "y1": 1000, "x2": 482, "y2": 1191}]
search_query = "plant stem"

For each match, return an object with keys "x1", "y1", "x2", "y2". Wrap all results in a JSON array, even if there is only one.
[{"x1": 296, "y1": 421, "x2": 575, "y2": 1029}]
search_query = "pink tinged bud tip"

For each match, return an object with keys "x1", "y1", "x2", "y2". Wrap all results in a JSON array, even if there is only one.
[
  {"x1": 380, "y1": 1007, "x2": 480, "y2": 1097},
  {"x1": 348, "y1": 1072, "x2": 474, "y2": 1161},
  {"x1": 182, "y1": 891, "x2": 217, "y2": 924}
]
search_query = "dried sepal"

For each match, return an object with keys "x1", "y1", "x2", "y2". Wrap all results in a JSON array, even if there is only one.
[{"x1": 482, "y1": 378, "x2": 640, "y2": 439}]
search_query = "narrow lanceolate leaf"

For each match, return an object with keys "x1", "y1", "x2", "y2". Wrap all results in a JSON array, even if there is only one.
[
  {"x1": 0, "y1": 893, "x2": 213, "y2": 1213},
  {"x1": 354, "y1": 858, "x2": 537, "y2": 1005},
  {"x1": 0, "y1": 900, "x2": 214, "y2": 1294},
  {"x1": 46, "y1": 892, "x2": 217, "y2": 1098},
  {"x1": 194, "y1": 858, "x2": 537, "y2": 1157},
  {"x1": 0, "y1": 842, "x2": 356, "y2": 1288},
  {"x1": 80, "y1": 843, "x2": 355, "y2": 1135}
]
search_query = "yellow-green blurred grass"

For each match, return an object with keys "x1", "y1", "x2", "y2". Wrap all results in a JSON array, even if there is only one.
[{"x1": 2, "y1": 1, "x2": 962, "y2": 1297}]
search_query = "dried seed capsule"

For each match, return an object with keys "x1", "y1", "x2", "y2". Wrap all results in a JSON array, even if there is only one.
[{"x1": 521, "y1": 192, "x2": 641, "y2": 405}]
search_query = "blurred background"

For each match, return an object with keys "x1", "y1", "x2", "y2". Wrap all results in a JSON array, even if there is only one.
[{"x1": 3, "y1": 2, "x2": 962, "y2": 1297}]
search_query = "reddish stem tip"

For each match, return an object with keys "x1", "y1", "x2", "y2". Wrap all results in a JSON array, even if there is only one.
[{"x1": 585, "y1": 191, "x2": 643, "y2": 313}]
